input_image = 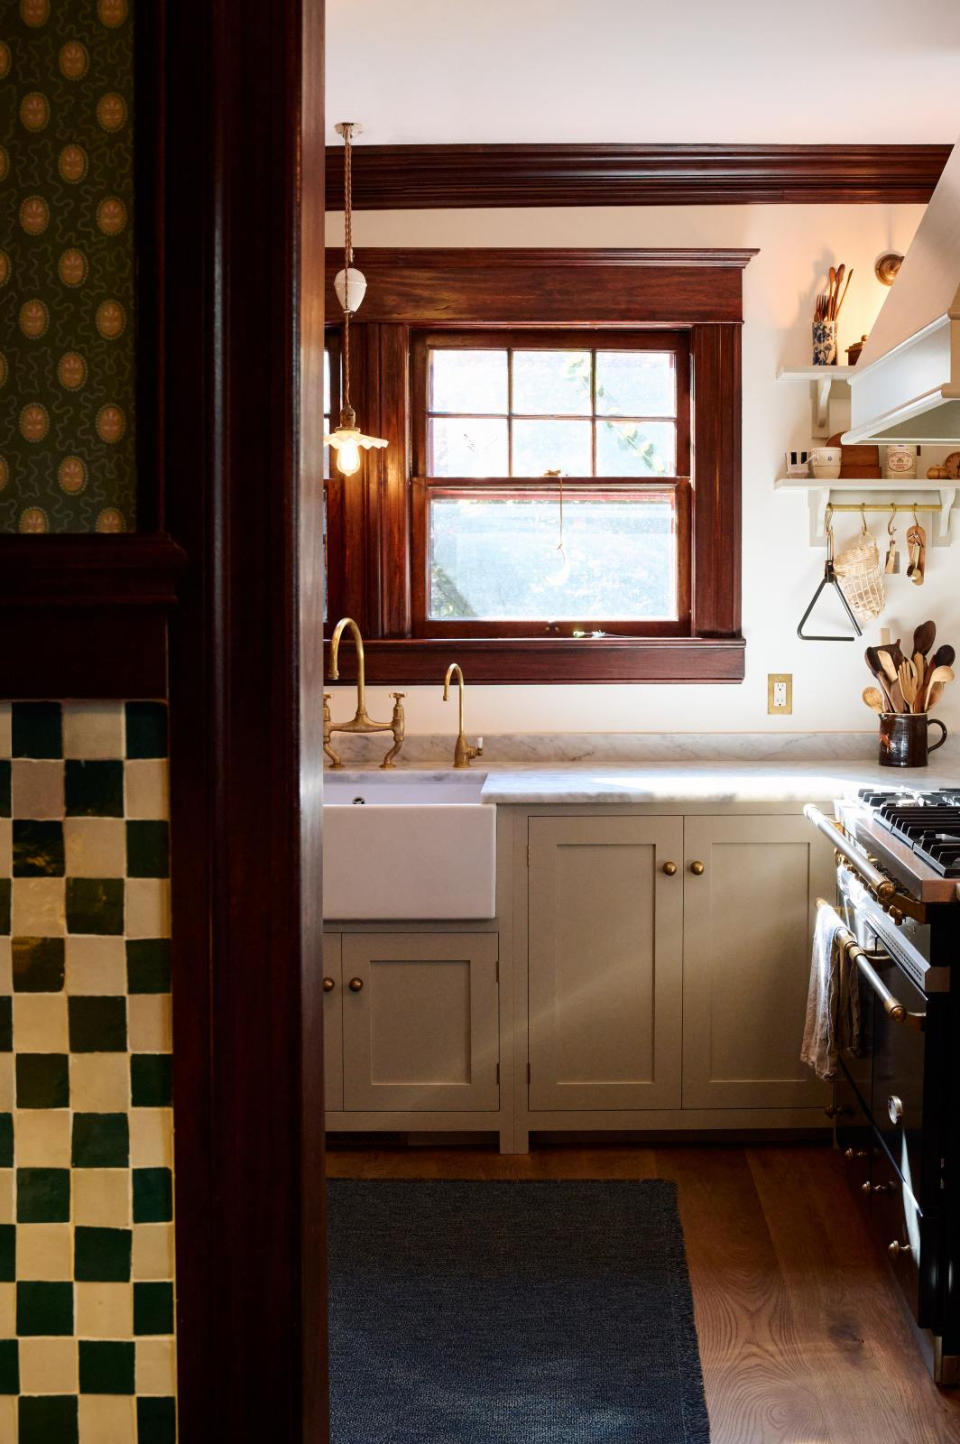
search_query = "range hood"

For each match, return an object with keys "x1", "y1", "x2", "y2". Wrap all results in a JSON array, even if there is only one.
[{"x1": 844, "y1": 138, "x2": 960, "y2": 444}]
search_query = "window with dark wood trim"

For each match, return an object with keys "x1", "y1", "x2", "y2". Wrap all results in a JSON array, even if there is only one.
[{"x1": 322, "y1": 248, "x2": 752, "y2": 684}]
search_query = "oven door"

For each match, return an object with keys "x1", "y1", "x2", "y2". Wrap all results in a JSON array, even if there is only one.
[{"x1": 865, "y1": 949, "x2": 927, "y2": 1208}]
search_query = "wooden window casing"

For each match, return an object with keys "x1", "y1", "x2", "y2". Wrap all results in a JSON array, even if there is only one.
[{"x1": 322, "y1": 247, "x2": 753, "y2": 684}]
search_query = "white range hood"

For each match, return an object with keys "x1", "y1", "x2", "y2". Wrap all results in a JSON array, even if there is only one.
[{"x1": 844, "y1": 138, "x2": 960, "y2": 444}]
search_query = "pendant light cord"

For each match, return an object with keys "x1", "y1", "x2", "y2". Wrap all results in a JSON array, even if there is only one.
[{"x1": 342, "y1": 124, "x2": 354, "y2": 415}]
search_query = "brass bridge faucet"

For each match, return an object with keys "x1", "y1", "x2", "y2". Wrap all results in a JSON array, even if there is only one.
[
  {"x1": 325, "y1": 617, "x2": 405, "y2": 769},
  {"x1": 443, "y1": 662, "x2": 483, "y2": 769}
]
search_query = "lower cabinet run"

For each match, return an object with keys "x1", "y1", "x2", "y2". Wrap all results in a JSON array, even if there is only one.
[
  {"x1": 324, "y1": 804, "x2": 833, "y2": 1153},
  {"x1": 324, "y1": 931, "x2": 505, "y2": 1139}
]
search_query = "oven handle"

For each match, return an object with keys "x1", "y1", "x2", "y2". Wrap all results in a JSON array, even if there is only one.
[
  {"x1": 815, "y1": 897, "x2": 926, "y2": 1032},
  {"x1": 805, "y1": 805, "x2": 897, "y2": 904}
]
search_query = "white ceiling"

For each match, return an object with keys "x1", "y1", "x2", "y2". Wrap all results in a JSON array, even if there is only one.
[{"x1": 326, "y1": 0, "x2": 960, "y2": 146}]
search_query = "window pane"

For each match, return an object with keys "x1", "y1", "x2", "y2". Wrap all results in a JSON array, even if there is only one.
[
  {"x1": 428, "y1": 495, "x2": 676, "y2": 620},
  {"x1": 597, "y1": 420, "x2": 675, "y2": 476},
  {"x1": 430, "y1": 349, "x2": 507, "y2": 415},
  {"x1": 513, "y1": 419, "x2": 591, "y2": 476},
  {"x1": 512, "y1": 350, "x2": 592, "y2": 416},
  {"x1": 430, "y1": 417, "x2": 508, "y2": 477},
  {"x1": 595, "y1": 351, "x2": 675, "y2": 417}
]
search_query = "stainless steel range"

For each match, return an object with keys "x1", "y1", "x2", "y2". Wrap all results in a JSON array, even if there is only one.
[{"x1": 806, "y1": 791, "x2": 960, "y2": 1386}]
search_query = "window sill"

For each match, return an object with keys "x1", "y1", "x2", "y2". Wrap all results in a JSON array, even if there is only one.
[{"x1": 323, "y1": 635, "x2": 745, "y2": 685}]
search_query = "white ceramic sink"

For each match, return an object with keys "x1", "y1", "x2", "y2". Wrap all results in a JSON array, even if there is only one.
[{"x1": 323, "y1": 771, "x2": 496, "y2": 920}]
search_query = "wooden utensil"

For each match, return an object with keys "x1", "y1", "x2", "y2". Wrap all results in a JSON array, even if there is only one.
[
  {"x1": 877, "y1": 649, "x2": 900, "y2": 686},
  {"x1": 862, "y1": 686, "x2": 886, "y2": 714},
  {"x1": 931, "y1": 643, "x2": 955, "y2": 673},
  {"x1": 906, "y1": 520, "x2": 926, "y2": 585},
  {"x1": 898, "y1": 660, "x2": 918, "y2": 712},
  {"x1": 924, "y1": 665, "x2": 955, "y2": 711},
  {"x1": 865, "y1": 646, "x2": 897, "y2": 711},
  {"x1": 913, "y1": 619, "x2": 936, "y2": 659}
]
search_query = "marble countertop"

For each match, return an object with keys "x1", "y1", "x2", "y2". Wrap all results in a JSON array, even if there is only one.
[
  {"x1": 478, "y1": 760, "x2": 960, "y2": 804},
  {"x1": 325, "y1": 758, "x2": 960, "y2": 805}
]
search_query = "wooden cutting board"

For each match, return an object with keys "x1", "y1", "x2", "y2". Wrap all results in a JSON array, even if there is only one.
[{"x1": 827, "y1": 432, "x2": 882, "y2": 479}]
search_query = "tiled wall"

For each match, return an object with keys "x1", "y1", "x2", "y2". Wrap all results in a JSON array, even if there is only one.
[
  {"x1": 0, "y1": 701, "x2": 175, "y2": 1444},
  {"x1": 0, "y1": 0, "x2": 137, "y2": 532}
]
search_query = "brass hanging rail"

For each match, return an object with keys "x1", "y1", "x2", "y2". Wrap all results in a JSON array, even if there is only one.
[{"x1": 825, "y1": 501, "x2": 942, "y2": 514}]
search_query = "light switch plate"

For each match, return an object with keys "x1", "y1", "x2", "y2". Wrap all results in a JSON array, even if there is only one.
[{"x1": 767, "y1": 673, "x2": 793, "y2": 714}]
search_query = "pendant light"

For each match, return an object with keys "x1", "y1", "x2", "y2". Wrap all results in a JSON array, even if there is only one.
[{"x1": 325, "y1": 122, "x2": 387, "y2": 477}]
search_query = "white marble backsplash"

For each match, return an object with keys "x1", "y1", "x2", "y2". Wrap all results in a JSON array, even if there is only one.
[{"x1": 328, "y1": 730, "x2": 887, "y2": 767}]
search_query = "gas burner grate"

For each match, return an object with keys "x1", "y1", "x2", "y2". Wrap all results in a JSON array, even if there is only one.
[{"x1": 860, "y1": 789, "x2": 960, "y2": 876}]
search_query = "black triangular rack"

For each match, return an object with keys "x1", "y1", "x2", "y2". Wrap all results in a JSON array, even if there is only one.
[{"x1": 797, "y1": 557, "x2": 862, "y2": 641}]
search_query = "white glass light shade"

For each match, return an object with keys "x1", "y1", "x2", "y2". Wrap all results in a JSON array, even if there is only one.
[
  {"x1": 325, "y1": 424, "x2": 388, "y2": 477},
  {"x1": 334, "y1": 267, "x2": 367, "y2": 314}
]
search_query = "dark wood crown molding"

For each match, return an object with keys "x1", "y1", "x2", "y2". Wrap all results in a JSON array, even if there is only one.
[
  {"x1": 325, "y1": 143, "x2": 951, "y2": 210},
  {"x1": 324, "y1": 247, "x2": 757, "y2": 326}
]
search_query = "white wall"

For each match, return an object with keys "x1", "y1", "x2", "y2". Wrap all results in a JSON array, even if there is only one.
[{"x1": 325, "y1": 203, "x2": 960, "y2": 738}]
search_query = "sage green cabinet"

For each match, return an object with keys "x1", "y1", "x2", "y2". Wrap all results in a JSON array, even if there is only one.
[
  {"x1": 680, "y1": 813, "x2": 833, "y2": 1109},
  {"x1": 527, "y1": 816, "x2": 684, "y2": 1110},
  {"x1": 327, "y1": 931, "x2": 500, "y2": 1112}
]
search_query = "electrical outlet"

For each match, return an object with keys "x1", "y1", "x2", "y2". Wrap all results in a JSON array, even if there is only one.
[{"x1": 767, "y1": 673, "x2": 793, "y2": 714}]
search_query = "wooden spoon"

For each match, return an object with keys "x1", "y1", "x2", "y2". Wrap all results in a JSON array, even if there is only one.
[
  {"x1": 862, "y1": 686, "x2": 886, "y2": 714},
  {"x1": 898, "y1": 660, "x2": 918, "y2": 712},
  {"x1": 865, "y1": 646, "x2": 896, "y2": 710},
  {"x1": 931, "y1": 643, "x2": 955, "y2": 672},
  {"x1": 913, "y1": 619, "x2": 936, "y2": 659},
  {"x1": 924, "y1": 664, "x2": 955, "y2": 711},
  {"x1": 877, "y1": 649, "x2": 900, "y2": 686}
]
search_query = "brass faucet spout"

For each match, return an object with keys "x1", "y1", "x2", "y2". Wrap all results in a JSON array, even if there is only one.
[
  {"x1": 443, "y1": 661, "x2": 482, "y2": 769},
  {"x1": 330, "y1": 616, "x2": 366, "y2": 716}
]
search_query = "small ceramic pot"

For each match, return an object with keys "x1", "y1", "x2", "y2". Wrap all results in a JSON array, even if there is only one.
[
  {"x1": 809, "y1": 446, "x2": 842, "y2": 481},
  {"x1": 885, "y1": 444, "x2": 917, "y2": 480},
  {"x1": 812, "y1": 320, "x2": 838, "y2": 366},
  {"x1": 879, "y1": 712, "x2": 947, "y2": 768}
]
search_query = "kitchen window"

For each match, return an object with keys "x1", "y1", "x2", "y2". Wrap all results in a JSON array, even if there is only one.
[
  {"x1": 321, "y1": 247, "x2": 751, "y2": 683},
  {"x1": 411, "y1": 332, "x2": 690, "y2": 637}
]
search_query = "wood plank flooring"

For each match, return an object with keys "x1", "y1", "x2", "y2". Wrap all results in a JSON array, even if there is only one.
[{"x1": 327, "y1": 1141, "x2": 960, "y2": 1444}]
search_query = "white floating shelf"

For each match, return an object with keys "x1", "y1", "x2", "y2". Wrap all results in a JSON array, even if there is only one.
[
  {"x1": 777, "y1": 365, "x2": 857, "y2": 433},
  {"x1": 774, "y1": 476, "x2": 958, "y2": 543}
]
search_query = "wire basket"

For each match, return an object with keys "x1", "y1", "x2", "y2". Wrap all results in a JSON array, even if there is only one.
[{"x1": 834, "y1": 525, "x2": 886, "y2": 624}]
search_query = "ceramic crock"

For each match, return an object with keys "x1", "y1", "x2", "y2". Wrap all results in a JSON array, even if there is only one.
[{"x1": 879, "y1": 712, "x2": 947, "y2": 767}]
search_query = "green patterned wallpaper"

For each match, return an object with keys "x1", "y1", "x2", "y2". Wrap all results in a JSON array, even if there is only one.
[{"x1": 0, "y1": 0, "x2": 136, "y2": 533}]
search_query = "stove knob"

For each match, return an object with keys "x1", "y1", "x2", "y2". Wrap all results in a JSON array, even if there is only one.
[
  {"x1": 888, "y1": 1240, "x2": 912, "y2": 1259},
  {"x1": 887, "y1": 1095, "x2": 904, "y2": 1125},
  {"x1": 843, "y1": 1147, "x2": 867, "y2": 1161}
]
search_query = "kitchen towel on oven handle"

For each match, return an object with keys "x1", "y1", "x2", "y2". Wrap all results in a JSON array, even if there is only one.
[{"x1": 801, "y1": 900, "x2": 861, "y2": 1081}]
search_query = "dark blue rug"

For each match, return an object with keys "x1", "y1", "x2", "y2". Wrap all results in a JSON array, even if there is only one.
[{"x1": 328, "y1": 1179, "x2": 710, "y2": 1443}]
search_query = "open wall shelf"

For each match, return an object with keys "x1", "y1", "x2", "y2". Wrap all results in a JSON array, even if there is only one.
[
  {"x1": 774, "y1": 476, "x2": 958, "y2": 544},
  {"x1": 777, "y1": 365, "x2": 857, "y2": 433}
]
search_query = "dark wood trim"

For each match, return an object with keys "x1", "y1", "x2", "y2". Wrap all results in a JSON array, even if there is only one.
[
  {"x1": 326, "y1": 142, "x2": 951, "y2": 210},
  {"x1": 326, "y1": 249, "x2": 756, "y2": 327},
  {"x1": 324, "y1": 635, "x2": 745, "y2": 684},
  {"x1": 163, "y1": 1, "x2": 328, "y2": 1442},
  {"x1": 691, "y1": 324, "x2": 742, "y2": 637},
  {"x1": 0, "y1": 536, "x2": 185, "y2": 698}
]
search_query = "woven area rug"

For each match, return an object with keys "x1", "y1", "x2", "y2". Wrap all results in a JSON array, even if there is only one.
[{"x1": 328, "y1": 1178, "x2": 710, "y2": 1443}]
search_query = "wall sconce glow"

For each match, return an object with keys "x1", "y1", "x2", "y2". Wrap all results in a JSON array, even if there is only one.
[{"x1": 325, "y1": 120, "x2": 387, "y2": 477}]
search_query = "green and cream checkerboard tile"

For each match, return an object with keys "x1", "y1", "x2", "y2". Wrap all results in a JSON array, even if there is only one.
[{"x1": 0, "y1": 701, "x2": 175, "y2": 1444}]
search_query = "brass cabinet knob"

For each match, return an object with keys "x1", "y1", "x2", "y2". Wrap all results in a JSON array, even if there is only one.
[
  {"x1": 888, "y1": 1240, "x2": 912, "y2": 1259},
  {"x1": 322, "y1": 977, "x2": 335, "y2": 993},
  {"x1": 689, "y1": 860, "x2": 705, "y2": 876},
  {"x1": 843, "y1": 1147, "x2": 867, "y2": 1161},
  {"x1": 348, "y1": 977, "x2": 364, "y2": 992},
  {"x1": 661, "y1": 861, "x2": 678, "y2": 876}
]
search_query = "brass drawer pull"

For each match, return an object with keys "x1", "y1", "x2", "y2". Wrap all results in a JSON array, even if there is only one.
[
  {"x1": 323, "y1": 977, "x2": 336, "y2": 993},
  {"x1": 689, "y1": 860, "x2": 705, "y2": 876},
  {"x1": 888, "y1": 1240, "x2": 912, "y2": 1259},
  {"x1": 661, "y1": 861, "x2": 678, "y2": 876},
  {"x1": 843, "y1": 1147, "x2": 867, "y2": 1160},
  {"x1": 348, "y1": 977, "x2": 364, "y2": 992}
]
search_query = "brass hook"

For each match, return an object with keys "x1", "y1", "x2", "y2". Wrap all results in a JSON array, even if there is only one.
[
  {"x1": 859, "y1": 501, "x2": 868, "y2": 535},
  {"x1": 888, "y1": 502, "x2": 897, "y2": 536}
]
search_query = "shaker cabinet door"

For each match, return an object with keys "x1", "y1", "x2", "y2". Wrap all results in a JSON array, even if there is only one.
[
  {"x1": 681, "y1": 814, "x2": 833, "y2": 1109},
  {"x1": 341, "y1": 932, "x2": 500, "y2": 1111},
  {"x1": 527, "y1": 816, "x2": 684, "y2": 1110},
  {"x1": 322, "y1": 933, "x2": 344, "y2": 1112}
]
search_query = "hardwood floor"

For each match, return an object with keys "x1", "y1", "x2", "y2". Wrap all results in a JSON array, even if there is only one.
[{"x1": 327, "y1": 1140, "x2": 960, "y2": 1444}]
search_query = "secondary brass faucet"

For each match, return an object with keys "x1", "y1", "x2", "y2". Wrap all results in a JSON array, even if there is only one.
[
  {"x1": 325, "y1": 617, "x2": 405, "y2": 769},
  {"x1": 443, "y1": 663, "x2": 483, "y2": 769}
]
